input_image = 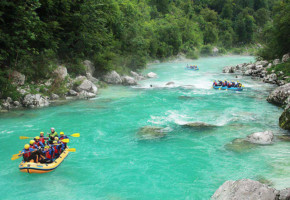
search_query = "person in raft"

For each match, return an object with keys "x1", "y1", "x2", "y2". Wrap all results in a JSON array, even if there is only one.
[
  {"x1": 34, "y1": 136, "x2": 44, "y2": 149},
  {"x1": 39, "y1": 145, "x2": 54, "y2": 163},
  {"x1": 59, "y1": 132, "x2": 69, "y2": 148},
  {"x1": 22, "y1": 144, "x2": 36, "y2": 162},
  {"x1": 48, "y1": 127, "x2": 58, "y2": 144},
  {"x1": 39, "y1": 132, "x2": 47, "y2": 145}
]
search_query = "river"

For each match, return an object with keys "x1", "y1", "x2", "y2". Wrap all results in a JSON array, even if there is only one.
[{"x1": 0, "y1": 56, "x2": 289, "y2": 199}]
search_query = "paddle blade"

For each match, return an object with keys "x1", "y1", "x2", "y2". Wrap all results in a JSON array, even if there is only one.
[
  {"x1": 12, "y1": 153, "x2": 21, "y2": 157},
  {"x1": 62, "y1": 139, "x2": 69, "y2": 143},
  {"x1": 11, "y1": 155, "x2": 21, "y2": 160},
  {"x1": 67, "y1": 148, "x2": 76, "y2": 152},
  {"x1": 19, "y1": 136, "x2": 30, "y2": 139},
  {"x1": 70, "y1": 133, "x2": 80, "y2": 137}
]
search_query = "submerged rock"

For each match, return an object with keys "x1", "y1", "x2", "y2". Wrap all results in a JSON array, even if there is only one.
[
  {"x1": 137, "y1": 126, "x2": 166, "y2": 140},
  {"x1": 256, "y1": 176, "x2": 273, "y2": 187},
  {"x1": 277, "y1": 134, "x2": 290, "y2": 142},
  {"x1": 165, "y1": 81, "x2": 175, "y2": 86},
  {"x1": 211, "y1": 179, "x2": 279, "y2": 200},
  {"x1": 246, "y1": 131, "x2": 274, "y2": 145},
  {"x1": 225, "y1": 138, "x2": 257, "y2": 152},
  {"x1": 181, "y1": 122, "x2": 216, "y2": 128},
  {"x1": 178, "y1": 96, "x2": 195, "y2": 100}
]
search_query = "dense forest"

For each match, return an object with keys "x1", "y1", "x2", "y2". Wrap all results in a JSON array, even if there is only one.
[{"x1": 0, "y1": 0, "x2": 289, "y2": 99}]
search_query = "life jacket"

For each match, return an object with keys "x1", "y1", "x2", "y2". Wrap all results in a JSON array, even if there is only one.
[
  {"x1": 39, "y1": 136, "x2": 45, "y2": 144},
  {"x1": 30, "y1": 144, "x2": 37, "y2": 149},
  {"x1": 45, "y1": 150, "x2": 53, "y2": 159},
  {"x1": 35, "y1": 141, "x2": 43, "y2": 147},
  {"x1": 228, "y1": 83, "x2": 232, "y2": 87},
  {"x1": 23, "y1": 149, "x2": 31, "y2": 158},
  {"x1": 53, "y1": 145, "x2": 59, "y2": 154}
]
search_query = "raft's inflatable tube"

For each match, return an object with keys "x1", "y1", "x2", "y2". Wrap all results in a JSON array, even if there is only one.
[
  {"x1": 185, "y1": 67, "x2": 199, "y2": 71},
  {"x1": 19, "y1": 148, "x2": 69, "y2": 174},
  {"x1": 213, "y1": 85, "x2": 243, "y2": 91}
]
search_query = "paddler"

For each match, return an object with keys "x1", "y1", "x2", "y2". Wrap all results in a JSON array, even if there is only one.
[
  {"x1": 59, "y1": 132, "x2": 69, "y2": 148},
  {"x1": 39, "y1": 146, "x2": 54, "y2": 163},
  {"x1": 34, "y1": 136, "x2": 44, "y2": 148},
  {"x1": 39, "y1": 132, "x2": 47, "y2": 144},
  {"x1": 21, "y1": 144, "x2": 36, "y2": 162},
  {"x1": 48, "y1": 127, "x2": 58, "y2": 144},
  {"x1": 52, "y1": 140, "x2": 61, "y2": 159}
]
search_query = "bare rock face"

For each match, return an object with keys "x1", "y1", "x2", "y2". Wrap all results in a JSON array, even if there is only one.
[
  {"x1": 11, "y1": 71, "x2": 25, "y2": 86},
  {"x1": 53, "y1": 66, "x2": 67, "y2": 80},
  {"x1": 147, "y1": 72, "x2": 157, "y2": 78},
  {"x1": 267, "y1": 83, "x2": 290, "y2": 106},
  {"x1": 102, "y1": 71, "x2": 123, "y2": 84},
  {"x1": 246, "y1": 131, "x2": 274, "y2": 145},
  {"x1": 211, "y1": 179, "x2": 279, "y2": 200},
  {"x1": 83, "y1": 60, "x2": 95, "y2": 75},
  {"x1": 223, "y1": 66, "x2": 235, "y2": 73},
  {"x1": 121, "y1": 76, "x2": 137, "y2": 86},
  {"x1": 86, "y1": 72, "x2": 99, "y2": 84},
  {"x1": 166, "y1": 82, "x2": 175, "y2": 86},
  {"x1": 255, "y1": 60, "x2": 269, "y2": 67}
]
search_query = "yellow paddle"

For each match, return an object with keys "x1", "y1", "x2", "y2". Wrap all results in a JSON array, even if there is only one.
[
  {"x1": 19, "y1": 136, "x2": 33, "y2": 139},
  {"x1": 61, "y1": 139, "x2": 69, "y2": 143},
  {"x1": 70, "y1": 133, "x2": 80, "y2": 137},
  {"x1": 67, "y1": 148, "x2": 76, "y2": 152}
]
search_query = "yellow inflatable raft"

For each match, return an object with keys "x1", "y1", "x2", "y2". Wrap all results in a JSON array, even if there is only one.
[{"x1": 19, "y1": 148, "x2": 69, "y2": 174}]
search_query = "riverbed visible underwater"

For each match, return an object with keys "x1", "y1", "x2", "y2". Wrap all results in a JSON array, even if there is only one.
[{"x1": 0, "y1": 56, "x2": 289, "y2": 200}]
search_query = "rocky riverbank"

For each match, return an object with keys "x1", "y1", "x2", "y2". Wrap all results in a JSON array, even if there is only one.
[
  {"x1": 212, "y1": 179, "x2": 290, "y2": 200},
  {"x1": 223, "y1": 53, "x2": 290, "y2": 131},
  {"x1": 0, "y1": 60, "x2": 154, "y2": 112}
]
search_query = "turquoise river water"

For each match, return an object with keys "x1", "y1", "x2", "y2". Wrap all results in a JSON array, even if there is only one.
[{"x1": 0, "y1": 56, "x2": 289, "y2": 200}]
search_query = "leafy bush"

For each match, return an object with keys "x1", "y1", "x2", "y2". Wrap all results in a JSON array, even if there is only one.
[{"x1": 200, "y1": 45, "x2": 213, "y2": 56}]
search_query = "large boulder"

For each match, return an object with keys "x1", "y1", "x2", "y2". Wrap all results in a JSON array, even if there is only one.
[
  {"x1": 22, "y1": 94, "x2": 49, "y2": 108},
  {"x1": 53, "y1": 66, "x2": 67, "y2": 80},
  {"x1": 68, "y1": 89, "x2": 78, "y2": 96},
  {"x1": 147, "y1": 72, "x2": 157, "y2": 78},
  {"x1": 279, "y1": 188, "x2": 290, "y2": 200},
  {"x1": 273, "y1": 59, "x2": 280, "y2": 65},
  {"x1": 76, "y1": 79, "x2": 98, "y2": 94},
  {"x1": 121, "y1": 76, "x2": 137, "y2": 86},
  {"x1": 11, "y1": 71, "x2": 25, "y2": 86},
  {"x1": 279, "y1": 105, "x2": 290, "y2": 130},
  {"x1": 50, "y1": 93, "x2": 59, "y2": 100},
  {"x1": 211, "y1": 179, "x2": 279, "y2": 200},
  {"x1": 83, "y1": 60, "x2": 95, "y2": 75},
  {"x1": 78, "y1": 91, "x2": 96, "y2": 99},
  {"x1": 267, "y1": 83, "x2": 290, "y2": 106},
  {"x1": 244, "y1": 69, "x2": 253, "y2": 76},
  {"x1": 102, "y1": 71, "x2": 122, "y2": 84},
  {"x1": 264, "y1": 73, "x2": 278, "y2": 84},
  {"x1": 131, "y1": 71, "x2": 145, "y2": 81},
  {"x1": 223, "y1": 66, "x2": 235, "y2": 73},
  {"x1": 86, "y1": 72, "x2": 99, "y2": 84},
  {"x1": 282, "y1": 53, "x2": 290, "y2": 63},
  {"x1": 246, "y1": 131, "x2": 274, "y2": 145},
  {"x1": 255, "y1": 60, "x2": 269, "y2": 67}
]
